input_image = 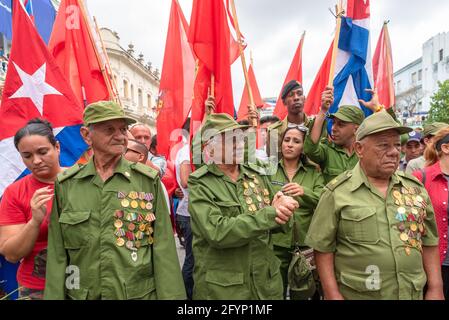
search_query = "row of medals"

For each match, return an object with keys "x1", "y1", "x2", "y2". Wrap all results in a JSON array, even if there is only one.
[
  {"x1": 114, "y1": 191, "x2": 156, "y2": 262},
  {"x1": 392, "y1": 186, "x2": 427, "y2": 256},
  {"x1": 243, "y1": 175, "x2": 271, "y2": 212}
]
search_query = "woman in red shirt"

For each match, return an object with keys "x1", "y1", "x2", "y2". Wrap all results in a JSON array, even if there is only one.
[
  {"x1": 413, "y1": 126, "x2": 449, "y2": 300},
  {"x1": 0, "y1": 119, "x2": 62, "y2": 299}
]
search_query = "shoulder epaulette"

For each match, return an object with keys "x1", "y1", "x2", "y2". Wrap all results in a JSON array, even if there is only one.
[
  {"x1": 132, "y1": 162, "x2": 158, "y2": 180},
  {"x1": 326, "y1": 171, "x2": 352, "y2": 191},
  {"x1": 267, "y1": 120, "x2": 282, "y2": 131},
  {"x1": 57, "y1": 164, "x2": 83, "y2": 183},
  {"x1": 189, "y1": 165, "x2": 209, "y2": 179},
  {"x1": 397, "y1": 171, "x2": 422, "y2": 185}
]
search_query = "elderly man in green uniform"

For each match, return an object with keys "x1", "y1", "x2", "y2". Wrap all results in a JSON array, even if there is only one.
[
  {"x1": 305, "y1": 110, "x2": 444, "y2": 300},
  {"x1": 304, "y1": 104, "x2": 365, "y2": 184},
  {"x1": 188, "y1": 113, "x2": 299, "y2": 300},
  {"x1": 44, "y1": 101, "x2": 185, "y2": 300},
  {"x1": 267, "y1": 81, "x2": 333, "y2": 160}
]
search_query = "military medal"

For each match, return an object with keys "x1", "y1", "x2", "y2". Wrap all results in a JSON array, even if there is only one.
[
  {"x1": 131, "y1": 251, "x2": 138, "y2": 262},
  {"x1": 121, "y1": 199, "x2": 130, "y2": 208},
  {"x1": 249, "y1": 182, "x2": 256, "y2": 188},
  {"x1": 128, "y1": 191, "x2": 138, "y2": 200},
  {"x1": 244, "y1": 189, "x2": 252, "y2": 196},
  {"x1": 245, "y1": 197, "x2": 253, "y2": 205},
  {"x1": 145, "y1": 202, "x2": 153, "y2": 210},
  {"x1": 243, "y1": 181, "x2": 249, "y2": 189},
  {"x1": 130, "y1": 200, "x2": 138, "y2": 209},
  {"x1": 140, "y1": 201, "x2": 146, "y2": 210},
  {"x1": 253, "y1": 177, "x2": 260, "y2": 185},
  {"x1": 114, "y1": 219, "x2": 123, "y2": 229},
  {"x1": 410, "y1": 223, "x2": 418, "y2": 232},
  {"x1": 115, "y1": 210, "x2": 124, "y2": 219},
  {"x1": 116, "y1": 237, "x2": 125, "y2": 247},
  {"x1": 117, "y1": 191, "x2": 126, "y2": 199},
  {"x1": 400, "y1": 233, "x2": 409, "y2": 242},
  {"x1": 139, "y1": 192, "x2": 146, "y2": 200}
]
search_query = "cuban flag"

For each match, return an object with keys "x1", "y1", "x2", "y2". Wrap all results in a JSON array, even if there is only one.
[
  {"x1": 0, "y1": 0, "x2": 12, "y2": 40},
  {"x1": 24, "y1": 0, "x2": 57, "y2": 44},
  {"x1": 0, "y1": 0, "x2": 87, "y2": 197},
  {"x1": 329, "y1": 0, "x2": 373, "y2": 129}
]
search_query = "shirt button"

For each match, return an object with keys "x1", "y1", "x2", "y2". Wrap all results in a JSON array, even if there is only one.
[
  {"x1": 444, "y1": 235, "x2": 448, "y2": 239},
  {"x1": 445, "y1": 251, "x2": 448, "y2": 254},
  {"x1": 444, "y1": 218, "x2": 447, "y2": 222},
  {"x1": 444, "y1": 202, "x2": 447, "y2": 205},
  {"x1": 445, "y1": 189, "x2": 448, "y2": 191}
]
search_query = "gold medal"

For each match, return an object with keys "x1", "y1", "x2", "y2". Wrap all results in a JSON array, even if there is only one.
[
  {"x1": 139, "y1": 192, "x2": 146, "y2": 200},
  {"x1": 130, "y1": 200, "x2": 139, "y2": 209},
  {"x1": 256, "y1": 195, "x2": 263, "y2": 202},
  {"x1": 128, "y1": 191, "x2": 138, "y2": 200},
  {"x1": 114, "y1": 219, "x2": 123, "y2": 229},
  {"x1": 397, "y1": 207, "x2": 406, "y2": 214},
  {"x1": 146, "y1": 225, "x2": 154, "y2": 235},
  {"x1": 410, "y1": 223, "x2": 418, "y2": 232},
  {"x1": 393, "y1": 190, "x2": 401, "y2": 199},
  {"x1": 139, "y1": 223, "x2": 147, "y2": 232},
  {"x1": 245, "y1": 197, "x2": 253, "y2": 205},
  {"x1": 249, "y1": 182, "x2": 255, "y2": 188},
  {"x1": 146, "y1": 202, "x2": 153, "y2": 210},
  {"x1": 263, "y1": 189, "x2": 270, "y2": 196},
  {"x1": 411, "y1": 208, "x2": 418, "y2": 215},
  {"x1": 253, "y1": 188, "x2": 260, "y2": 195},
  {"x1": 148, "y1": 236, "x2": 154, "y2": 245},
  {"x1": 243, "y1": 181, "x2": 249, "y2": 189},
  {"x1": 410, "y1": 239, "x2": 417, "y2": 247},
  {"x1": 140, "y1": 201, "x2": 147, "y2": 210},
  {"x1": 116, "y1": 237, "x2": 125, "y2": 247},
  {"x1": 400, "y1": 232, "x2": 409, "y2": 242},
  {"x1": 253, "y1": 178, "x2": 260, "y2": 185},
  {"x1": 121, "y1": 199, "x2": 130, "y2": 208},
  {"x1": 244, "y1": 189, "x2": 252, "y2": 196},
  {"x1": 405, "y1": 246, "x2": 411, "y2": 256}
]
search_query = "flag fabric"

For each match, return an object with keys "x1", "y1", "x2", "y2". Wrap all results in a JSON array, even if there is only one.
[
  {"x1": 373, "y1": 22, "x2": 395, "y2": 109},
  {"x1": 304, "y1": 42, "x2": 333, "y2": 115},
  {"x1": 273, "y1": 34, "x2": 304, "y2": 120},
  {"x1": 48, "y1": 0, "x2": 110, "y2": 107},
  {"x1": 0, "y1": 0, "x2": 87, "y2": 197},
  {"x1": 328, "y1": 0, "x2": 373, "y2": 124},
  {"x1": 0, "y1": 0, "x2": 12, "y2": 40},
  {"x1": 24, "y1": 0, "x2": 57, "y2": 44},
  {"x1": 157, "y1": 0, "x2": 195, "y2": 160},
  {"x1": 237, "y1": 63, "x2": 264, "y2": 122},
  {"x1": 188, "y1": 0, "x2": 239, "y2": 137}
]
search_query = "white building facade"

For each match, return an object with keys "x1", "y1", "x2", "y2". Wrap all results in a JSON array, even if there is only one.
[{"x1": 100, "y1": 28, "x2": 160, "y2": 132}]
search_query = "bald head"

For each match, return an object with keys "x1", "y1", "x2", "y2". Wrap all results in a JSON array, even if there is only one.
[{"x1": 129, "y1": 124, "x2": 151, "y2": 149}]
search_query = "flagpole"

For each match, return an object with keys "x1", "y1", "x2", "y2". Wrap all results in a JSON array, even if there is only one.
[
  {"x1": 92, "y1": 15, "x2": 122, "y2": 106},
  {"x1": 328, "y1": 2, "x2": 345, "y2": 88},
  {"x1": 77, "y1": 0, "x2": 116, "y2": 103},
  {"x1": 229, "y1": 0, "x2": 257, "y2": 127}
]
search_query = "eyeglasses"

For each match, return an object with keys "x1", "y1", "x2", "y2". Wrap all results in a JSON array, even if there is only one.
[{"x1": 125, "y1": 148, "x2": 142, "y2": 155}]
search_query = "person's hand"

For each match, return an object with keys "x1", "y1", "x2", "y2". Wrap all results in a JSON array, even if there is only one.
[
  {"x1": 174, "y1": 188, "x2": 184, "y2": 199},
  {"x1": 272, "y1": 192, "x2": 299, "y2": 225},
  {"x1": 247, "y1": 105, "x2": 259, "y2": 126},
  {"x1": 324, "y1": 292, "x2": 345, "y2": 300},
  {"x1": 282, "y1": 183, "x2": 304, "y2": 197},
  {"x1": 205, "y1": 92, "x2": 216, "y2": 115},
  {"x1": 358, "y1": 89, "x2": 382, "y2": 113},
  {"x1": 320, "y1": 86, "x2": 334, "y2": 113},
  {"x1": 30, "y1": 186, "x2": 53, "y2": 227},
  {"x1": 424, "y1": 286, "x2": 445, "y2": 300}
]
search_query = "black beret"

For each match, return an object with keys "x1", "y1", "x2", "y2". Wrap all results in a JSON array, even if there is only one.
[{"x1": 281, "y1": 80, "x2": 302, "y2": 100}]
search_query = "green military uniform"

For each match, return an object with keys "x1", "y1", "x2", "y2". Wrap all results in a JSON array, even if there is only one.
[
  {"x1": 188, "y1": 113, "x2": 288, "y2": 300},
  {"x1": 305, "y1": 111, "x2": 439, "y2": 300},
  {"x1": 44, "y1": 101, "x2": 185, "y2": 300},
  {"x1": 303, "y1": 105, "x2": 365, "y2": 184},
  {"x1": 269, "y1": 159, "x2": 324, "y2": 298}
]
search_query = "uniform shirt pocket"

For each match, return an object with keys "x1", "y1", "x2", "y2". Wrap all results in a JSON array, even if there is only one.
[
  {"x1": 340, "y1": 208, "x2": 379, "y2": 244},
  {"x1": 59, "y1": 211, "x2": 91, "y2": 249},
  {"x1": 215, "y1": 201, "x2": 242, "y2": 217}
]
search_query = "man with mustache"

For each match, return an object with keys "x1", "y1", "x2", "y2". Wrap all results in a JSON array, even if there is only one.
[{"x1": 305, "y1": 111, "x2": 444, "y2": 300}]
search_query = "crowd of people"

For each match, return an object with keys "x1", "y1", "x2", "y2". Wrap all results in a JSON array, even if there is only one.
[{"x1": 0, "y1": 79, "x2": 448, "y2": 301}]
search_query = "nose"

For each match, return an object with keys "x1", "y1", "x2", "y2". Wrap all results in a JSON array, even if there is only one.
[{"x1": 33, "y1": 155, "x2": 43, "y2": 165}]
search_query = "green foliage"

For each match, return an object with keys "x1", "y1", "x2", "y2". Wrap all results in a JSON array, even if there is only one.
[{"x1": 426, "y1": 80, "x2": 449, "y2": 124}]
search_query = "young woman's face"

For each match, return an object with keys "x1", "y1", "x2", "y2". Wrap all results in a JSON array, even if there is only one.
[
  {"x1": 281, "y1": 129, "x2": 304, "y2": 160},
  {"x1": 17, "y1": 135, "x2": 61, "y2": 180}
]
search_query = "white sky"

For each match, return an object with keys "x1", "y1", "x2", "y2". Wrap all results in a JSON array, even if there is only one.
[{"x1": 86, "y1": 0, "x2": 449, "y2": 106}]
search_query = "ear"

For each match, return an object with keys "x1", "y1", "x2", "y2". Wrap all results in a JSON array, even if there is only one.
[
  {"x1": 80, "y1": 126, "x2": 92, "y2": 146},
  {"x1": 55, "y1": 141, "x2": 61, "y2": 155},
  {"x1": 354, "y1": 141, "x2": 364, "y2": 158},
  {"x1": 138, "y1": 153, "x2": 145, "y2": 163},
  {"x1": 441, "y1": 143, "x2": 449, "y2": 155}
]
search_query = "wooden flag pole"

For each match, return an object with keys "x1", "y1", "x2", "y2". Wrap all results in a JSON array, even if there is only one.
[
  {"x1": 92, "y1": 15, "x2": 122, "y2": 106},
  {"x1": 229, "y1": 0, "x2": 257, "y2": 127},
  {"x1": 328, "y1": 2, "x2": 345, "y2": 87},
  {"x1": 77, "y1": 0, "x2": 116, "y2": 103}
]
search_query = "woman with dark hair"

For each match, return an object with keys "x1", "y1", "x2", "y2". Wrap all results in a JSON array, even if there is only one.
[
  {"x1": 270, "y1": 125, "x2": 325, "y2": 300},
  {"x1": 0, "y1": 118, "x2": 62, "y2": 299},
  {"x1": 413, "y1": 126, "x2": 449, "y2": 300}
]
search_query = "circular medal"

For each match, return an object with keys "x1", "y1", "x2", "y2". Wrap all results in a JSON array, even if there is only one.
[
  {"x1": 244, "y1": 189, "x2": 252, "y2": 196},
  {"x1": 128, "y1": 223, "x2": 136, "y2": 231},
  {"x1": 411, "y1": 208, "x2": 418, "y2": 215},
  {"x1": 400, "y1": 233, "x2": 409, "y2": 242},
  {"x1": 115, "y1": 210, "x2": 124, "y2": 218},
  {"x1": 128, "y1": 191, "x2": 138, "y2": 200},
  {"x1": 263, "y1": 189, "x2": 270, "y2": 196},
  {"x1": 393, "y1": 190, "x2": 401, "y2": 199},
  {"x1": 146, "y1": 225, "x2": 154, "y2": 234},
  {"x1": 116, "y1": 237, "x2": 125, "y2": 247},
  {"x1": 146, "y1": 202, "x2": 153, "y2": 210},
  {"x1": 121, "y1": 199, "x2": 130, "y2": 208},
  {"x1": 114, "y1": 219, "x2": 123, "y2": 229},
  {"x1": 256, "y1": 195, "x2": 263, "y2": 202},
  {"x1": 415, "y1": 195, "x2": 423, "y2": 203},
  {"x1": 243, "y1": 182, "x2": 249, "y2": 189},
  {"x1": 139, "y1": 192, "x2": 146, "y2": 200},
  {"x1": 130, "y1": 200, "x2": 139, "y2": 209},
  {"x1": 126, "y1": 241, "x2": 134, "y2": 250},
  {"x1": 410, "y1": 223, "x2": 418, "y2": 232},
  {"x1": 397, "y1": 207, "x2": 406, "y2": 214},
  {"x1": 139, "y1": 223, "x2": 147, "y2": 232},
  {"x1": 140, "y1": 201, "x2": 147, "y2": 210},
  {"x1": 249, "y1": 182, "x2": 256, "y2": 188},
  {"x1": 245, "y1": 197, "x2": 253, "y2": 205}
]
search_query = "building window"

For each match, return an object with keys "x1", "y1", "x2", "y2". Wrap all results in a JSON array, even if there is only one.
[
  {"x1": 418, "y1": 70, "x2": 422, "y2": 81},
  {"x1": 131, "y1": 84, "x2": 135, "y2": 103},
  {"x1": 147, "y1": 94, "x2": 152, "y2": 110},
  {"x1": 439, "y1": 49, "x2": 444, "y2": 62},
  {"x1": 411, "y1": 72, "x2": 417, "y2": 84},
  {"x1": 397, "y1": 80, "x2": 401, "y2": 91},
  {"x1": 138, "y1": 88, "x2": 143, "y2": 110},
  {"x1": 123, "y1": 80, "x2": 129, "y2": 99}
]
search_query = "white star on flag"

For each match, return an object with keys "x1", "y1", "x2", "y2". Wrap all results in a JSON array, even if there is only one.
[{"x1": 9, "y1": 62, "x2": 62, "y2": 115}]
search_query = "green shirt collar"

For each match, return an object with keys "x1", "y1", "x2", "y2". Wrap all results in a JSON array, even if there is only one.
[
  {"x1": 349, "y1": 162, "x2": 402, "y2": 192},
  {"x1": 279, "y1": 159, "x2": 308, "y2": 177},
  {"x1": 76, "y1": 156, "x2": 132, "y2": 182},
  {"x1": 207, "y1": 163, "x2": 254, "y2": 181}
]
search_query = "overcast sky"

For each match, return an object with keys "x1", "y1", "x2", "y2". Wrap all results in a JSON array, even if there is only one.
[{"x1": 86, "y1": 0, "x2": 449, "y2": 106}]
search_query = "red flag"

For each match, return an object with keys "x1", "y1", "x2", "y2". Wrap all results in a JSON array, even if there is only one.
[
  {"x1": 273, "y1": 34, "x2": 304, "y2": 120},
  {"x1": 303, "y1": 42, "x2": 333, "y2": 116},
  {"x1": 157, "y1": 0, "x2": 195, "y2": 160},
  {"x1": 48, "y1": 0, "x2": 110, "y2": 106},
  {"x1": 373, "y1": 23, "x2": 395, "y2": 109},
  {"x1": 188, "y1": 0, "x2": 237, "y2": 133},
  {"x1": 0, "y1": 0, "x2": 84, "y2": 140},
  {"x1": 237, "y1": 64, "x2": 264, "y2": 122}
]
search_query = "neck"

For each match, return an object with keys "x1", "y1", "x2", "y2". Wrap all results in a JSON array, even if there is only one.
[
  {"x1": 361, "y1": 163, "x2": 391, "y2": 197},
  {"x1": 34, "y1": 167, "x2": 63, "y2": 184},
  {"x1": 93, "y1": 152, "x2": 122, "y2": 181},
  {"x1": 342, "y1": 138, "x2": 356, "y2": 155},
  {"x1": 216, "y1": 164, "x2": 239, "y2": 181},
  {"x1": 440, "y1": 157, "x2": 449, "y2": 175},
  {"x1": 283, "y1": 157, "x2": 300, "y2": 171},
  {"x1": 287, "y1": 112, "x2": 305, "y2": 124}
]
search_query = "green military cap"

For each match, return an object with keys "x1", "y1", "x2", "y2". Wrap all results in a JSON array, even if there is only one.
[
  {"x1": 423, "y1": 122, "x2": 449, "y2": 137},
  {"x1": 201, "y1": 113, "x2": 249, "y2": 141},
  {"x1": 329, "y1": 105, "x2": 365, "y2": 125},
  {"x1": 83, "y1": 100, "x2": 136, "y2": 126},
  {"x1": 356, "y1": 110, "x2": 412, "y2": 141}
]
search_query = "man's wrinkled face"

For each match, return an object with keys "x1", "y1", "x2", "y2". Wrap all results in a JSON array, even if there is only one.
[
  {"x1": 283, "y1": 87, "x2": 305, "y2": 116},
  {"x1": 356, "y1": 129, "x2": 401, "y2": 179},
  {"x1": 88, "y1": 119, "x2": 128, "y2": 157}
]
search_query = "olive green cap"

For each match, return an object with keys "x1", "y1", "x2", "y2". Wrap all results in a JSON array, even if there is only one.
[
  {"x1": 201, "y1": 113, "x2": 249, "y2": 141},
  {"x1": 83, "y1": 101, "x2": 136, "y2": 126},
  {"x1": 356, "y1": 110, "x2": 412, "y2": 141},
  {"x1": 423, "y1": 122, "x2": 449, "y2": 137},
  {"x1": 329, "y1": 105, "x2": 365, "y2": 125}
]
